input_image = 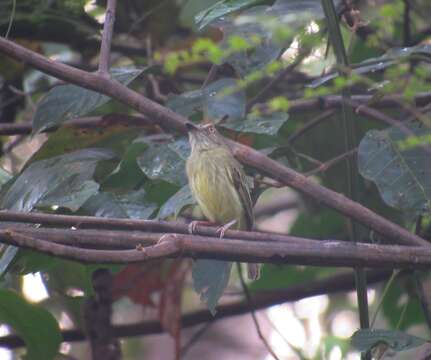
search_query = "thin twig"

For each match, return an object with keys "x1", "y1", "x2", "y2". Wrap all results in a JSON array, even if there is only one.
[
  {"x1": 288, "y1": 109, "x2": 336, "y2": 144},
  {"x1": 305, "y1": 148, "x2": 357, "y2": 177},
  {"x1": 236, "y1": 263, "x2": 281, "y2": 360},
  {"x1": 247, "y1": 51, "x2": 308, "y2": 111},
  {"x1": 180, "y1": 322, "x2": 214, "y2": 357},
  {"x1": 202, "y1": 65, "x2": 219, "y2": 88},
  {"x1": 98, "y1": 0, "x2": 117, "y2": 75}
]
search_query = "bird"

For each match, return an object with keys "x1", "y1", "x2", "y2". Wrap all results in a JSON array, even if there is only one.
[{"x1": 185, "y1": 121, "x2": 260, "y2": 280}]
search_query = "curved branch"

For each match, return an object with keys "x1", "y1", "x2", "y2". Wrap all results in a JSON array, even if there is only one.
[
  {"x1": 1, "y1": 227, "x2": 431, "y2": 268},
  {"x1": 0, "y1": 269, "x2": 392, "y2": 349},
  {"x1": 0, "y1": 37, "x2": 428, "y2": 247}
]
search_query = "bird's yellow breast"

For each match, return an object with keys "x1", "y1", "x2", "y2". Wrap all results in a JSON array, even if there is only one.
[{"x1": 186, "y1": 148, "x2": 247, "y2": 230}]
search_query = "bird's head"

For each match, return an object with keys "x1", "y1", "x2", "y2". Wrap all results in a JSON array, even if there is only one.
[{"x1": 186, "y1": 122, "x2": 227, "y2": 152}]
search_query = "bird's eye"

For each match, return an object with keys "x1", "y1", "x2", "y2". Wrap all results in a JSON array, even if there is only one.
[{"x1": 208, "y1": 126, "x2": 215, "y2": 133}]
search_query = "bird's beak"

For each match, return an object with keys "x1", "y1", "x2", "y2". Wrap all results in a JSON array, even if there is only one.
[{"x1": 185, "y1": 122, "x2": 198, "y2": 132}]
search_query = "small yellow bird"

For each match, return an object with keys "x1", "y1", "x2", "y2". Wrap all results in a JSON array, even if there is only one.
[{"x1": 185, "y1": 121, "x2": 260, "y2": 280}]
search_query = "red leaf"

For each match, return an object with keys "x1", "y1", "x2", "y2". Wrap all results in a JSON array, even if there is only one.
[{"x1": 112, "y1": 262, "x2": 165, "y2": 307}]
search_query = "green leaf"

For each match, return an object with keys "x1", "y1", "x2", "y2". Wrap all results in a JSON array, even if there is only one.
[
  {"x1": 0, "y1": 167, "x2": 12, "y2": 187},
  {"x1": 204, "y1": 78, "x2": 246, "y2": 120},
  {"x1": 192, "y1": 260, "x2": 232, "y2": 315},
  {"x1": 0, "y1": 289, "x2": 61, "y2": 360},
  {"x1": 351, "y1": 329, "x2": 428, "y2": 353},
  {"x1": 180, "y1": 0, "x2": 220, "y2": 28},
  {"x1": 0, "y1": 246, "x2": 19, "y2": 277},
  {"x1": 167, "y1": 78, "x2": 246, "y2": 120},
  {"x1": 137, "y1": 139, "x2": 189, "y2": 186},
  {"x1": 221, "y1": 112, "x2": 288, "y2": 135},
  {"x1": 32, "y1": 67, "x2": 144, "y2": 133},
  {"x1": 218, "y1": 7, "x2": 281, "y2": 77},
  {"x1": 1, "y1": 148, "x2": 115, "y2": 212},
  {"x1": 29, "y1": 122, "x2": 141, "y2": 164},
  {"x1": 102, "y1": 138, "x2": 149, "y2": 190},
  {"x1": 195, "y1": 0, "x2": 261, "y2": 31},
  {"x1": 167, "y1": 89, "x2": 204, "y2": 117},
  {"x1": 158, "y1": 184, "x2": 195, "y2": 219},
  {"x1": 358, "y1": 122, "x2": 431, "y2": 214},
  {"x1": 81, "y1": 190, "x2": 157, "y2": 220}
]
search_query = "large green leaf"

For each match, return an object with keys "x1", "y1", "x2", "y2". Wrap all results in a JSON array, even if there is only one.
[
  {"x1": 218, "y1": 6, "x2": 281, "y2": 77},
  {"x1": 195, "y1": 0, "x2": 261, "y2": 31},
  {"x1": 192, "y1": 260, "x2": 232, "y2": 315},
  {"x1": 358, "y1": 122, "x2": 431, "y2": 214},
  {"x1": 158, "y1": 184, "x2": 195, "y2": 219},
  {"x1": 221, "y1": 112, "x2": 288, "y2": 135},
  {"x1": 137, "y1": 139, "x2": 189, "y2": 186},
  {"x1": 0, "y1": 167, "x2": 12, "y2": 187},
  {"x1": 212, "y1": 0, "x2": 323, "y2": 76},
  {"x1": 1, "y1": 148, "x2": 115, "y2": 212},
  {"x1": 102, "y1": 137, "x2": 149, "y2": 190},
  {"x1": 180, "y1": 0, "x2": 220, "y2": 28},
  {"x1": 81, "y1": 190, "x2": 157, "y2": 220},
  {"x1": 351, "y1": 329, "x2": 428, "y2": 353},
  {"x1": 0, "y1": 290, "x2": 61, "y2": 360},
  {"x1": 32, "y1": 67, "x2": 144, "y2": 133},
  {"x1": 29, "y1": 122, "x2": 142, "y2": 164},
  {"x1": 167, "y1": 78, "x2": 246, "y2": 120}
]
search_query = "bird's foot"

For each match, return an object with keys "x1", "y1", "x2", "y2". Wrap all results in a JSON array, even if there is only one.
[
  {"x1": 188, "y1": 220, "x2": 215, "y2": 234},
  {"x1": 216, "y1": 219, "x2": 237, "y2": 239}
]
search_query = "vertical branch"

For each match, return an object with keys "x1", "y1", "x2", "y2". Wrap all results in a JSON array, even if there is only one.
[
  {"x1": 84, "y1": 269, "x2": 121, "y2": 360},
  {"x1": 98, "y1": 0, "x2": 117, "y2": 75},
  {"x1": 321, "y1": 0, "x2": 370, "y2": 355}
]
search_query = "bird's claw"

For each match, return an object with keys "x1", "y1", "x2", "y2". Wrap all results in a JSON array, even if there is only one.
[
  {"x1": 215, "y1": 219, "x2": 237, "y2": 239},
  {"x1": 188, "y1": 220, "x2": 215, "y2": 234}
]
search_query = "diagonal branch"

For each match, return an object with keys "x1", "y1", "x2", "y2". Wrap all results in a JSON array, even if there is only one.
[{"x1": 0, "y1": 37, "x2": 428, "y2": 247}]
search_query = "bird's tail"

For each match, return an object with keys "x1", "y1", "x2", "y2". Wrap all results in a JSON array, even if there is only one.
[{"x1": 247, "y1": 263, "x2": 261, "y2": 280}]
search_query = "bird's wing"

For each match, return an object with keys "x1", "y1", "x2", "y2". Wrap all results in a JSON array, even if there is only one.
[{"x1": 231, "y1": 162, "x2": 254, "y2": 230}]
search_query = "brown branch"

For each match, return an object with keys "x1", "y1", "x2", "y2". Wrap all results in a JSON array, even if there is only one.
[
  {"x1": 2, "y1": 227, "x2": 431, "y2": 268},
  {"x1": 0, "y1": 211, "x2": 315, "y2": 245},
  {"x1": 0, "y1": 38, "x2": 428, "y2": 247},
  {"x1": 98, "y1": 0, "x2": 117, "y2": 75},
  {"x1": 0, "y1": 269, "x2": 392, "y2": 349}
]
